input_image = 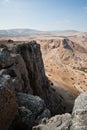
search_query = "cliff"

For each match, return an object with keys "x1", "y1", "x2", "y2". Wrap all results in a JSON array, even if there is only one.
[
  {"x1": 0, "y1": 40, "x2": 66, "y2": 130},
  {"x1": 0, "y1": 40, "x2": 87, "y2": 130}
]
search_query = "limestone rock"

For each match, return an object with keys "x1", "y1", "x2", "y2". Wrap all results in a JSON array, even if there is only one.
[
  {"x1": 71, "y1": 92, "x2": 87, "y2": 130},
  {"x1": 33, "y1": 93, "x2": 87, "y2": 130},
  {"x1": 33, "y1": 113, "x2": 71, "y2": 130}
]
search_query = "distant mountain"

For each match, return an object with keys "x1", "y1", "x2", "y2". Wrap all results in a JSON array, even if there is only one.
[
  {"x1": 47, "y1": 30, "x2": 79, "y2": 33},
  {"x1": 0, "y1": 28, "x2": 85, "y2": 37},
  {"x1": 0, "y1": 29, "x2": 42, "y2": 37}
]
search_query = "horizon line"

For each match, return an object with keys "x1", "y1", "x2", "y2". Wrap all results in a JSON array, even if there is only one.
[{"x1": 0, "y1": 28, "x2": 86, "y2": 32}]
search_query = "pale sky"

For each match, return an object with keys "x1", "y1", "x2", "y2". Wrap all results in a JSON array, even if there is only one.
[{"x1": 0, "y1": 0, "x2": 87, "y2": 31}]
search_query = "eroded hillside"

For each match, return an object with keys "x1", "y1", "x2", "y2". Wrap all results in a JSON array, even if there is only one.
[
  {"x1": 37, "y1": 37, "x2": 87, "y2": 93},
  {"x1": 1, "y1": 33, "x2": 87, "y2": 113}
]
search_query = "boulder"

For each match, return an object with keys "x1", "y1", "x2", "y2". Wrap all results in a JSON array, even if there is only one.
[
  {"x1": 12, "y1": 92, "x2": 51, "y2": 129},
  {"x1": 71, "y1": 92, "x2": 87, "y2": 130},
  {"x1": 33, "y1": 113, "x2": 71, "y2": 130},
  {"x1": 17, "y1": 92, "x2": 45, "y2": 116},
  {"x1": 33, "y1": 92, "x2": 87, "y2": 130}
]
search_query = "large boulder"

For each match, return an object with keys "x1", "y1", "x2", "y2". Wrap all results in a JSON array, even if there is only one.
[
  {"x1": 71, "y1": 92, "x2": 87, "y2": 130},
  {"x1": 0, "y1": 73, "x2": 18, "y2": 130},
  {"x1": 33, "y1": 92, "x2": 87, "y2": 130},
  {"x1": 17, "y1": 92, "x2": 46, "y2": 117},
  {"x1": 12, "y1": 92, "x2": 51, "y2": 129}
]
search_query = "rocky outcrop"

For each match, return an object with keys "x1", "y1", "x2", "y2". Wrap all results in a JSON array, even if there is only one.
[
  {"x1": 0, "y1": 41, "x2": 65, "y2": 114},
  {"x1": 33, "y1": 113, "x2": 71, "y2": 130},
  {"x1": 71, "y1": 92, "x2": 87, "y2": 130},
  {"x1": 0, "y1": 72, "x2": 18, "y2": 130},
  {"x1": 33, "y1": 92, "x2": 87, "y2": 130},
  {"x1": 0, "y1": 45, "x2": 32, "y2": 93},
  {"x1": 16, "y1": 42, "x2": 48, "y2": 97},
  {"x1": 0, "y1": 41, "x2": 66, "y2": 130},
  {"x1": 16, "y1": 42, "x2": 64, "y2": 115},
  {"x1": 16, "y1": 41, "x2": 67, "y2": 115}
]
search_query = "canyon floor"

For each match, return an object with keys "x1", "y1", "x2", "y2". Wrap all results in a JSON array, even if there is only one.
[{"x1": 0, "y1": 31, "x2": 87, "y2": 112}]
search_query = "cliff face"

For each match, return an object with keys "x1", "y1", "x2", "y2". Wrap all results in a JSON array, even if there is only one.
[
  {"x1": 14, "y1": 41, "x2": 65, "y2": 114},
  {"x1": 16, "y1": 42, "x2": 49, "y2": 97},
  {"x1": 0, "y1": 41, "x2": 65, "y2": 130}
]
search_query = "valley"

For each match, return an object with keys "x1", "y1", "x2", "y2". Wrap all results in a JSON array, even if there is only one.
[{"x1": 1, "y1": 31, "x2": 87, "y2": 114}]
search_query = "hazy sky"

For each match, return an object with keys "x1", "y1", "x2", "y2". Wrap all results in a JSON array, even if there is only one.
[{"x1": 0, "y1": 0, "x2": 87, "y2": 31}]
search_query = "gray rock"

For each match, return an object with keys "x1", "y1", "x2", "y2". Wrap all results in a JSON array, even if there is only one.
[
  {"x1": 33, "y1": 93, "x2": 87, "y2": 130},
  {"x1": 12, "y1": 92, "x2": 51, "y2": 129},
  {"x1": 71, "y1": 92, "x2": 87, "y2": 130},
  {"x1": 17, "y1": 92, "x2": 45, "y2": 116},
  {"x1": 33, "y1": 113, "x2": 71, "y2": 130}
]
